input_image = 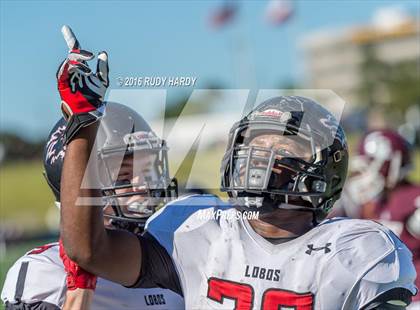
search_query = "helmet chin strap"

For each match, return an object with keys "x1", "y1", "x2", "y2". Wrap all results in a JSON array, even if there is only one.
[
  {"x1": 276, "y1": 202, "x2": 311, "y2": 211},
  {"x1": 276, "y1": 201, "x2": 319, "y2": 227},
  {"x1": 126, "y1": 201, "x2": 154, "y2": 218},
  {"x1": 234, "y1": 192, "x2": 320, "y2": 226},
  {"x1": 109, "y1": 218, "x2": 144, "y2": 234}
]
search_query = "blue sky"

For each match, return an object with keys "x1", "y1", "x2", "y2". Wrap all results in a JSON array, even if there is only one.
[{"x1": 1, "y1": 0, "x2": 418, "y2": 140}]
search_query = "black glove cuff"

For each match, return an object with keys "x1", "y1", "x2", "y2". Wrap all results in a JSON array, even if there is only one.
[{"x1": 64, "y1": 110, "x2": 103, "y2": 144}]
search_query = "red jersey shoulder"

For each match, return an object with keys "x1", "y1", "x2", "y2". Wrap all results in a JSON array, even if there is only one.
[
  {"x1": 25, "y1": 242, "x2": 59, "y2": 256},
  {"x1": 381, "y1": 183, "x2": 420, "y2": 221}
]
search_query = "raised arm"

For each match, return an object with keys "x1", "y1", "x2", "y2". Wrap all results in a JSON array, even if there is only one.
[
  {"x1": 63, "y1": 289, "x2": 94, "y2": 310},
  {"x1": 58, "y1": 25, "x2": 141, "y2": 286}
]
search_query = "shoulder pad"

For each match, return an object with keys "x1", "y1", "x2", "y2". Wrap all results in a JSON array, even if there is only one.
[
  {"x1": 319, "y1": 219, "x2": 417, "y2": 308},
  {"x1": 145, "y1": 194, "x2": 231, "y2": 254}
]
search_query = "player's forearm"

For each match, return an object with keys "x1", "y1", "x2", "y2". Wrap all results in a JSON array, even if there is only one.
[
  {"x1": 63, "y1": 288, "x2": 94, "y2": 310},
  {"x1": 60, "y1": 125, "x2": 142, "y2": 285},
  {"x1": 60, "y1": 124, "x2": 104, "y2": 266}
]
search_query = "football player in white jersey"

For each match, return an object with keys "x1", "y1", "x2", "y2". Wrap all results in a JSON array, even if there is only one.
[
  {"x1": 1, "y1": 103, "x2": 184, "y2": 309},
  {"x1": 56, "y1": 26, "x2": 417, "y2": 309}
]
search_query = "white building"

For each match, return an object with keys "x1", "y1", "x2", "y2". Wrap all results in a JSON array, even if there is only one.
[{"x1": 301, "y1": 7, "x2": 420, "y2": 108}]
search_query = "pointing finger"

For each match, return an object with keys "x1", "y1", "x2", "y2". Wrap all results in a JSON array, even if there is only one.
[{"x1": 61, "y1": 25, "x2": 80, "y2": 50}]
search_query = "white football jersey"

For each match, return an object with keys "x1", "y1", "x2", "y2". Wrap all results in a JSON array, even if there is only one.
[
  {"x1": 145, "y1": 194, "x2": 418, "y2": 310},
  {"x1": 1, "y1": 242, "x2": 184, "y2": 309}
]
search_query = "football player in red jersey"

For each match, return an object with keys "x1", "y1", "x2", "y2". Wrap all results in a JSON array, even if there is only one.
[
  {"x1": 57, "y1": 25, "x2": 417, "y2": 309},
  {"x1": 342, "y1": 129, "x2": 420, "y2": 309}
]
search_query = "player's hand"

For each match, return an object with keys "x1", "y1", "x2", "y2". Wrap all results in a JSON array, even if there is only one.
[
  {"x1": 59, "y1": 239, "x2": 97, "y2": 291},
  {"x1": 57, "y1": 25, "x2": 109, "y2": 143}
]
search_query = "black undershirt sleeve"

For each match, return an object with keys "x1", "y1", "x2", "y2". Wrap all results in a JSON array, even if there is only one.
[{"x1": 126, "y1": 232, "x2": 183, "y2": 296}]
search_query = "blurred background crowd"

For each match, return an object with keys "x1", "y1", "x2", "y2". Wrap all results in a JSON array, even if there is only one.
[{"x1": 1, "y1": 0, "x2": 419, "y2": 287}]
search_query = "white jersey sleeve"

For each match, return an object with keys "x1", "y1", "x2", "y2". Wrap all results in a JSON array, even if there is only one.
[
  {"x1": 94, "y1": 279, "x2": 184, "y2": 309},
  {"x1": 332, "y1": 219, "x2": 418, "y2": 309},
  {"x1": 1, "y1": 242, "x2": 184, "y2": 310},
  {"x1": 1, "y1": 242, "x2": 66, "y2": 308}
]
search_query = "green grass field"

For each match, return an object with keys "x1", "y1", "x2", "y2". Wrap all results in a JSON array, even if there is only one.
[
  {"x1": 0, "y1": 161, "x2": 58, "y2": 299},
  {"x1": 0, "y1": 161, "x2": 55, "y2": 230}
]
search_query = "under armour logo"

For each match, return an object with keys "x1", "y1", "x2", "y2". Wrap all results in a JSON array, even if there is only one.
[{"x1": 305, "y1": 243, "x2": 331, "y2": 255}]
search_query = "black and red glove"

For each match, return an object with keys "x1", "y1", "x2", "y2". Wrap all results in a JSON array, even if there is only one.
[
  {"x1": 57, "y1": 25, "x2": 109, "y2": 143},
  {"x1": 59, "y1": 239, "x2": 97, "y2": 291}
]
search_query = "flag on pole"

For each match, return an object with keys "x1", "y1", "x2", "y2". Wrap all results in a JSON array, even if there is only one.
[
  {"x1": 209, "y1": 1, "x2": 238, "y2": 29},
  {"x1": 265, "y1": 0, "x2": 294, "y2": 26}
]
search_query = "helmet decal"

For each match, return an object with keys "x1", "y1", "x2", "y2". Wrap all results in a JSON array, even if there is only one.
[{"x1": 45, "y1": 125, "x2": 66, "y2": 165}]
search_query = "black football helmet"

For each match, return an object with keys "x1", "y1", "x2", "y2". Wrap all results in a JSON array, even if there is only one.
[
  {"x1": 96, "y1": 102, "x2": 177, "y2": 229},
  {"x1": 43, "y1": 102, "x2": 177, "y2": 230},
  {"x1": 220, "y1": 96, "x2": 348, "y2": 221}
]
